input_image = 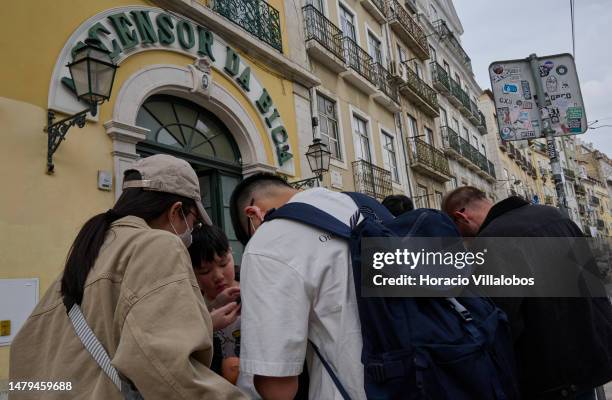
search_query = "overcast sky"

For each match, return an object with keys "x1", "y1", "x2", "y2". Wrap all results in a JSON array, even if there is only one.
[{"x1": 454, "y1": 0, "x2": 612, "y2": 157}]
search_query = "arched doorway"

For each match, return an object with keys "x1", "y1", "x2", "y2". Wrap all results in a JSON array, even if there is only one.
[{"x1": 135, "y1": 94, "x2": 244, "y2": 262}]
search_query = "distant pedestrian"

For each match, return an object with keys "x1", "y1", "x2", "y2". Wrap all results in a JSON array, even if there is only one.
[
  {"x1": 442, "y1": 186, "x2": 612, "y2": 400},
  {"x1": 382, "y1": 194, "x2": 414, "y2": 217}
]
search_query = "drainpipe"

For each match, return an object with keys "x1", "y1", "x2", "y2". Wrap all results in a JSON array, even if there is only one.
[{"x1": 396, "y1": 111, "x2": 414, "y2": 198}]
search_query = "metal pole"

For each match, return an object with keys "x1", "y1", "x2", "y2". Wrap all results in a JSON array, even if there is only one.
[{"x1": 527, "y1": 53, "x2": 569, "y2": 217}]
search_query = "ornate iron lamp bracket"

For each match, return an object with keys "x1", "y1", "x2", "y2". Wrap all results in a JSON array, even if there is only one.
[{"x1": 45, "y1": 104, "x2": 95, "y2": 174}]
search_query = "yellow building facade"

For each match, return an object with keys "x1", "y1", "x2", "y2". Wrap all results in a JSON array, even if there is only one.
[{"x1": 0, "y1": 0, "x2": 320, "y2": 384}]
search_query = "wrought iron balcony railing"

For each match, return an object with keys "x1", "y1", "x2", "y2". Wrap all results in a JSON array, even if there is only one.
[
  {"x1": 450, "y1": 77, "x2": 463, "y2": 104},
  {"x1": 386, "y1": 0, "x2": 429, "y2": 59},
  {"x1": 563, "y1": 168, "x2": 576, "y2": 181},
  {"x1": 574, "y1": 184, "x2": 586, "y2": 196},
  {"x1": 352, "y1": 159, "x2": 393, "y2": 200},
  {"x1": 303, "y1": 5, "x2": 344, "y2": 61},
  {"x1": 402, "y1": 66, "x2": 439, "y2": 111},
  {"x1": 432, "y1": 19, "x2": 471, "y2": 70},
  {"x1": 212, "y1": 0, "x2": 282, "y2": 52},
  {"x1": 488, "y1": 160, "x2": 496, "y2": 179},
  {"x1": 458, "y1": 135, "x2": 472, "y2": 162},
  {"x1": 370, "y1": 0, "x2": 387, "y2": 15},
  {"x1": 374, "y1": 62, "x2": 400, "y2": 103},
  {"x1": 478, "y1": 110, "x2": 487, "y2": 132},
  {"x1": 411, "y1": 138, "x2": 450, "y2": 178},
  {"x1": 343, "y1": 37, "x2": 379, "y2": 86},
  {"x1": 441, "y1": 126, "x2": 461, "y2": 154},
  {"x1": 431, "y1": 61, "x2": 450, "y2": 93}
]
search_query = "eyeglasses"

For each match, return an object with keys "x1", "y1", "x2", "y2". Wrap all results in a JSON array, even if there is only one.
[{"x1": 186, "y1": 209, "x2": 203, "y2": 229}]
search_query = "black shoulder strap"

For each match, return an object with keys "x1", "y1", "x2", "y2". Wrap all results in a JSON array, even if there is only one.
[{"x1": 264, "y1": 202, "x2": 352, "y2": 239}]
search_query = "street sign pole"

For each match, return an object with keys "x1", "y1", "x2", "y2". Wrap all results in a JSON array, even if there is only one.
[{"x1": 527, "y1": 53, "x2": 569, "y2": 217}]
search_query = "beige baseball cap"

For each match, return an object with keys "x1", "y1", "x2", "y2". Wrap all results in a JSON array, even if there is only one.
[{"x1": 122, "y1": 154, "x2": 212, "y2": 225}]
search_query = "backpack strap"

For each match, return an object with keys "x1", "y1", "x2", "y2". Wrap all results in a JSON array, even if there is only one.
[
  {"x1": 264, "y1": 202, "x2": 351, "y2": 239},
  {"x1": 342, "y1": 192, "x2": 394, "y2": 223},
  {"x1": 309, "y1": 340, "x2": 352, "y2": 400}
]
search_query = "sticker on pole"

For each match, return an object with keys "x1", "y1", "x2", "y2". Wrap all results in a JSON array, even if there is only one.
[{"x1": 489, "y1": 53, "x2": 587, "y2": 141}]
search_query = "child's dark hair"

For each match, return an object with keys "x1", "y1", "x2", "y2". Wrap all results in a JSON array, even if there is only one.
[{"x1": 189, "y1": 225, "x2": 231, "y2": 267}]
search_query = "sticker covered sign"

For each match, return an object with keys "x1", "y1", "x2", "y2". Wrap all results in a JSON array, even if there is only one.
[{"x1": 489, "y1": 53, "x2": 587, "y2": 141}]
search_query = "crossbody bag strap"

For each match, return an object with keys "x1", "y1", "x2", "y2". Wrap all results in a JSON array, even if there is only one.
[
  {"x1": 67, "y1": 303, "x2": 123, "y2": 390},
  {"x1": 308, "y1": 340, "x2": 352, "y2": 400}
]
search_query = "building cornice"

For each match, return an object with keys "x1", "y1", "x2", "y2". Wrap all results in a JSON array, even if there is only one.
[{"x1": 152, "y1": 0, "x2": 321, "y2": 89}]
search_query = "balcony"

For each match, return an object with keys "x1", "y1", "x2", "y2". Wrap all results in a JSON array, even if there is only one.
[
  {"x1": 341, "y1": 37, "x2": 379, "y2": 95},
  {"x1": 372, "y1": 62, "x2": 401, "y2": 112},
  {"x1": 352, "y1": 159, "x2": 393, "y2": 200},
  {"x1": 303, "y1": 6, "x2": 346, "y2": 72},
  {"x1": 441, "y1": 126, "x2": 461, "y2": 159},
  {"x1": 458, "y1": 136, "x2": 472, "y2": 167},
  {"x1": 506, "y1": 142, "x2": 515, "y2": 158},
  {"x1": 400, "y1": 67, "x2": 439, "y2": 117},
  {"x1": 458, "y1": 88, "x2": 471, "y2": 117},
  {"x1": 488, "y1": 160, "x2": 496, "y2": 179},
  {"x1": 477, "y1": 111, "x2": 487, "y2": 134},
  {"x1": 432, "y1": 20, "x2": 471, "y2": 71},
  {"x1": 575, "y1": 184, "x2": 586, "y2": 197},
  {"x1": 409, "y1": 139, "x2": 451, "y2": 182},
  {"x1": 431, "y1": 61, "x2": 451, "y2": 94},
  {"x1": 212, "y1": 0, "x2": 282, "y2": 52},
  {"x1": 360, "y1": 0, "x2": 387, "y2": 23},
  {"x1": 387, "y1": 0, "x2": 429, "y2": 60},
  {"x1": 468, "y1": 100, "x2": 480, "y2": 125},
  {"x1": 590, "y1": 196, "x2": 600, "y2": 206},
  {"x1": 449, "y1": 77, "x2": 463, "y2": 107},
  {"x1": 563, "y1": 168, "x2": 576, "y2": 181}
]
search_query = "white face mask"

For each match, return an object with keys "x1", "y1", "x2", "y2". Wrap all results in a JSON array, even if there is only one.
[{"x1": 170, "y1": 209, "x2": 193, "y2": 248}]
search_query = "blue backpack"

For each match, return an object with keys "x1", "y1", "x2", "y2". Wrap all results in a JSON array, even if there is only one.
[{"x1": 265, "y1": 191, "x2": 519, "y2": 400}]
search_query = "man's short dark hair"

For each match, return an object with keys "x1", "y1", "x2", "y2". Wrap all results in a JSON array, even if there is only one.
[
  {"x1": 229, "y1": 172, "x2": 292, "y2": 246},
  {"x1": 442, "y1": 186, "x2": 487, "y2": 216},
  {"x1": 188, "y1": 225, "x2": 230, "y2": 268},
  {"x1": 382, "y1": 194, "x2": 414, "y2": 217}
]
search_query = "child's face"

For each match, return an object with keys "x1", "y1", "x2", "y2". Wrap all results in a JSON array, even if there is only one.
[{"x1": 194, "y1": 251, "x2": 236, "y2": 300}]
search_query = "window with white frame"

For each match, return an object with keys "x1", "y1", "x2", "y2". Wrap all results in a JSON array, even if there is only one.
[
  {"x1": 340, "y1": 5, "x2": 356, "y2": 41},
  {"x1": 435, "y1": 190, "x2": 443, "y2": 209},
  {"x1": 416, "y1": 184, "x2": 429, "y2": 208},
  {"x1": 452, "y1": 117, "x2": 459, "y2": 132},
  {"x1": 429, "y1": 3, "x2": 438, "y2": 22},
  {"x1": 429, "y1": 46, "x2": 436, "y2": 63},
  {"x1": 425, "y1": 127, "x2": 434, "y2": 145},
  {"x1": 396, "y1": 44, "x2": 407, "y2": 79},
  {"x1": 317, "y1": 93, "x2": 342, "y2": 160},
  {"x1": 353, "y1": 115, "x2": 371, "y2": 162},
  {"x1": 368, "y1": 31, "x2": 382, "y2": 64},
  {"x1": 440, "y1": 108, "x2": 448, "y2": 128},
  {"x1": 408, "y1": 114, "x2": 419, "y2": 156},
  {"x1": 472, "y1": 134, "x2": 479, "y2": 150},
  {"x1": 382, "y1": 132, "x2": 399, "y2": 183},
  {"x1": 306, "y1": 0, "x2": 324, "y2": 12}
]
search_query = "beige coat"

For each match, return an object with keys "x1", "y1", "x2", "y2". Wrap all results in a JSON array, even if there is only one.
[{"x1": 9, "y1": 216, "x2": 247, "y2": 399}]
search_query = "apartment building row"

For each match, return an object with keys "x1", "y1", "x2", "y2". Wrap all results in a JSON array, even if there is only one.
[{"x1": 300, "y1": 0, "x2": 495, "y2": 208}]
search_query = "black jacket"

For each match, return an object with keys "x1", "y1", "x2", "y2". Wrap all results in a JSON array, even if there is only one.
[{"x1": 478, "y1": 197, "x2": 612, "y2": 399}]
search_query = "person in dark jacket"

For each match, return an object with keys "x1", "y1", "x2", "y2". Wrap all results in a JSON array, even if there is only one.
[
  {"x1": 382, "y1": 194, "x2": 414, "y2": 217},
  {"x1": 442, "y1": 186, "x2": 612, "y2": 400}
]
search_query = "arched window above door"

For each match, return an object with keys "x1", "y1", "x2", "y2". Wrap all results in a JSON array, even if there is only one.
[{"x1": 136, "y1": 94, "x2": 241, "y2": 165}]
